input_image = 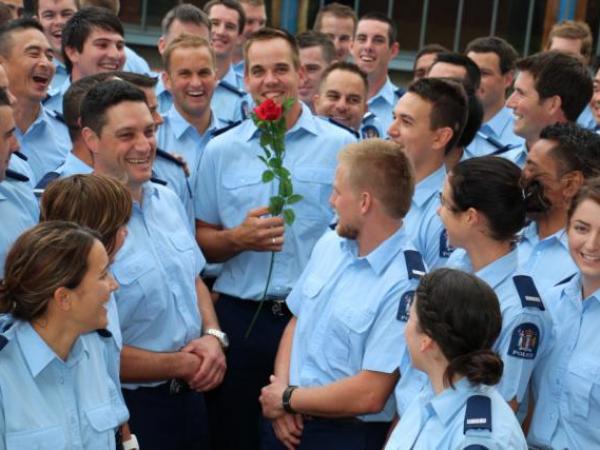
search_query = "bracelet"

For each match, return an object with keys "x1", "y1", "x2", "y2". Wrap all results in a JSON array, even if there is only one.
[
  {"x1": 282, "y1": 385, "x2": 298, "y2": 414},
  {"x1": 122, "y1": 433, "x2": 139, "y2": 450}
]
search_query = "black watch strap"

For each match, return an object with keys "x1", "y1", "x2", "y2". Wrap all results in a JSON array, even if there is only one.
[{"x1": 282, "y1": 385, "x2": 298, "y2": 414}]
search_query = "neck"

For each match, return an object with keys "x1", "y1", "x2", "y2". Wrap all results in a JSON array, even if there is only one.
[
  {"x1": 53, "y1": 53, "x2": 64, "y2": 64},
  {"x1": 176, "y1": 104, "x2": 213, "y2": 134},
  {"x1": 444, "y1": 147, "x2": 463, "y2": 172},
  {"x1": 13, "y1": 100, "x2": 41, "y2": 133},
  {"x1": 465, "y1": 237, "x2": 512, "y2": 272},
  {"x1": 128, "y1": 182, "x2": 143, "y2": 204},
  {"x1": 367, "y1": 72, "x2": 387, "y2": 99},
  {"x1": 72, "y1": 139, "x2": 94, "y2": 167},
  {"x1": 582, "y1": 275, "x2": 600, "y2": 300},
  {"x1": 232, "y1": 47, "x2": 243, "y2": 64},
  {"x1": 535, "y1": 211, "x2": 566, "y2": 239},
  {"x1": 284, "y1": 101, "x2": 303, "y2": 130},
  {"x1": 31, "y1": 317, "x2": 78, "y2": 361},
  {"x1": 357, "y1": 216, "x2": 401, "y2": 257},
  {"x1": 483, "y1": 101, "x2": 504, "y2": 124},
  {"x1": 216, "y1": 55, "x2": 232, "y2": 81},
  {"x1": 427, "y1": 361, "x2": 450, "y2": 396},
  {"x1": 415, "y1": 159, "x2": 443, "y2": 184},
  {"x1": 70, "y1": 67, "x2": 83, "y2": 82}
]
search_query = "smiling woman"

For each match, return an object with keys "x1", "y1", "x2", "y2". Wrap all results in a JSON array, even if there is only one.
[{"x1": 0, "y1": 221, "x2": 128, "y2": 450}]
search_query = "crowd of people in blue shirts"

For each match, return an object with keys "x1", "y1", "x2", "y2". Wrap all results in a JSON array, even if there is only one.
[{"x1": 0, "y1": 0, "x2": 599, "y2": 449}]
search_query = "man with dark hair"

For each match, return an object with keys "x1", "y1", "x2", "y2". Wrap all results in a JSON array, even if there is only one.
[
  {"x1": 232, "y1": 0, "x2": 267, "y2": 77},
  {"x1": 428, "y1": 52, "x2": 481, "y2": 91},
  {"x1": 195, "y1": 27, "x2": 356, "y2": 450},
  {"x1": 204, "y1": 0, "x2": 251, "y2": 124},
  {"x1": 82, "y1": 79, "x2": 226, "y2": 450},
  {"x1": 297, "y1": 30, "x2": 335, "y2": 111},
  {"x1": 412, "y1": 43, "x2": 448, "y2": 80},
  {"x1": 2, "y1": 0, "x2": 22, "y2": 19},
  {"x1": 259, "y1": 139, "x2": 423, "y2": 450},
  {"x1": 505, "y1": 51, "x2": 592, "y2": 167},
  {"x1": 464, "y1": 36, "x2": 524, "y2": 158},
  {"x1": 351, "y1": 12, "x2": 402, "y2": 132},
  {"x1": 44, "y1": 6, "x2": 126, "y2": 114},
  {"x1": 156, "y1": 3, "x2": 211, "y2": 113},
  {"x1": 313, "y1": 2, "x2": 356, "y2": 61},
  {"x1": 314, "y1": 61, "x2": 385, "y2": 139},
  {"x1": 518, "y1": 122, "x2": 600, "y2": 292},
  {"x1": 388, "y1": 77, "x2": 468, "y2": 269},
  {"x1": 0, "y1": 18, "x2": 71, "y2": 183}
]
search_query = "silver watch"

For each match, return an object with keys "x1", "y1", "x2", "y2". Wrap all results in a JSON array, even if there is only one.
[{"x1": 204, "y1": 328, "x2": 229, "y2": 350}]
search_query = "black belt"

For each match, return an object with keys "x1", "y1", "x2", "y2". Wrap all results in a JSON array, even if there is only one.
[
  {"x1": 219, "y1": 293, "x2": 292, "y2": 317},
  {"x1": 134, "y1": 379, "x2": 192, "y2": 395}
]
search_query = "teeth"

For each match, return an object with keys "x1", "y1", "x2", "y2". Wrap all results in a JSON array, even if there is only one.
[
  {"x1": 187, "y1": 92, "x2": 205, "y2": 97},
  {"x1": 127, "y1": 159, "x2": 149, "y2": 164},
  {"x1": 360, "y1": 56, "x2": 374, "y2": 62},
  {"x1": 582, "y1": 253, "x2": 600, "y2": 262}
]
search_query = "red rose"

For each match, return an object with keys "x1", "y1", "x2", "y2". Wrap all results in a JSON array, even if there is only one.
[{"x1": 254, "y1": 99, "x2": 283, "y2": 121}]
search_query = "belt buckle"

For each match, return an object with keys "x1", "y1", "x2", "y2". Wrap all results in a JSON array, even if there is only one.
[{"x1": 271, "y1": 300, "x2": 285, "y2": 317}]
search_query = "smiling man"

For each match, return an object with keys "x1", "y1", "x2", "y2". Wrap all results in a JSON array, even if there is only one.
[
  {"x1": 313, "y1": 2, "x2": 356, "y2": 62},
  {"x1": 82, "y1": 79, "x2": 226, "y2": 450},
  {"x1": 0, "y1": 18, "x2": 71, "y2": 183},
  {"x1": 351, "y1": 12, "x2": 403, "y2": 132},
  {"x1": 504, "y1": 51, "x2": 591, "y2": 167},
  {"x1": 297, "y1": 30, "x2": 335, "y2": 111},
  {"x1": 194, "y1": 27, "x2": 356, "y2": 450},
  {"x1": 44, "y1": 6, "x2": 126, "y2": 114}
]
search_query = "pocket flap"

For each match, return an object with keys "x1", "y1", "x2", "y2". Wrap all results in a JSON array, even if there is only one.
[{"x1": 85, "y1": 404, "x2": 119, "y2": 432}]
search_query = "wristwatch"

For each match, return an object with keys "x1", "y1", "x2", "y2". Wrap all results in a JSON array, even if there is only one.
[
  {"x1": 204, "y1": 328, "x2": 229, "y2": 350},
  {"x1": 282, "y1": 385, "x2": 298, "y2": 414},
  {"x1": 122, "y1": 434, "x2": 139, "y2": 450}
]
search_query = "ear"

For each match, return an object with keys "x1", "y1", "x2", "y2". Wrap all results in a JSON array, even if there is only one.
[
  {"x1": 312, "y1": 93, "x2": 321, "y2": 110},
  {"x1": 157, "y1": 36, "x2": 166, "y2": 56},
  {"x1": 544, "y1": 94, "x2": 563, "y2": 118},
  {"x1": 162, "y1": 70, "x2": 172, "y2": 92},
  {"x1": 432, "y1": 126, "x2": 454, "y2": 152},
  {"x1": 297, "y1": 64, "x2": 306, "y2": 85},
  {"x1": 390, "y1": 42, "x2": 400, "y2": 59},
  {"x1": 53, "y1": 286, "x2": 72, "y2": 312},
  {"x1": 562, "y1": 170, "x2": 584, "y2": 199},
  {"x1": 81, "y1": 126, "x2": 100, "y2": 156},
  {"x1": 360, "y1": 191, "x2": 372, "y2": 214},
  {"x1": 63, "y1": 45, "x2": 79, "y2": 66},
  {"x1": 420, "y1": 334, "x2": 434, "y2": 353},
  {"x1": 502, "y1": 70, "x2": 514, "y2": 90}
]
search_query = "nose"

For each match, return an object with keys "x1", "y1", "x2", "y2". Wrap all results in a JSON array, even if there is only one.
[
  {"x1": 153, "y1": 111, "x2": 164, "y2": 128},
  {"x1": 506, "y1": 91, "x2": 517, "y2": 109},
  {"x1": 108, "y1": 273, "x2": 119, "y2": 291},
  {"x1": 387, "y1": 118, "x2": 400, "y2": 140},
  {"x1": 6, "y1": 89, "x2": 16, "y2": 106},
  {"x1": 9, "y1": 135, "x2": 19, "y2": 154}
]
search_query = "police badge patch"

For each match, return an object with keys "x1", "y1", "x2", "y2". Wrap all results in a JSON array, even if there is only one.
[
  {"x1": 361, "y1": 125, "x2": 380, "y2": 139},
  {"x1": 439, "y1": 229, "x2": 455, "y2": 258},
  {"x1": 508, "y1": 322, "x2": 540, "y2": 359},
  {"x1": 397, "y1": 290, "x2": 414, "y2": 322}
]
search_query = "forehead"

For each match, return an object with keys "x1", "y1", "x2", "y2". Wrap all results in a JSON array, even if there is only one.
[
  {"x1": 320, "y1": 14, "x2": 354, "y2": 33},
  {"x1": 549, "y1": 36, "x2": 583, "y2": 56},
  {"x1": 467, "y1": 51, "x2": 500, "y2": 71},
  {"x1": 415, "y1": 52, "x2": 437, "y2": 69},
  {"x1": 170, "y1": 45, "x2": 214, "y2": 68},
  {"x1": 38, "y1": 0, "x2": 77, "y2": 11},
  {"x1": 209, "y1": 3, "x2": 240, "y2": 21},
  {"x1": 322, "y1": 69, "x2": 366, "y2": 95},
  {"x1": 300, "y1": 46, "x2": 326, "y2": 63},
  {"x1": 9, "y1": 28, "x2": 50, "y2": 52},
  {"x1": 103, "y1": 101, "x2": 153, "y2": 129},
  {"x1": 242, "y1": 3, "x2": 266, "y2": 18},
  {"x1": 514, "y1": 70, "x2": 536, "y2": 92},
  {"x1": 168, "y1": 19, "x2": 209, "y2": 40},
  {"x1": 528, "y1": 138, "x2": 558, "y2": 167},
  {"x1": 356, "y1": 19, "x2": 389, "y2": 38},
  {"x1": 247, "y1": 37, "x2": 295, "y2": 66},
  {"x1": 428, "y1": 62, "x2": 467, "y2": 80},
  {"x1": 85, "y1": 27, "x2": 124, "y2": 44},
  {"x1": 397, "y1": 91, "x2": 432, "y2": 117}
]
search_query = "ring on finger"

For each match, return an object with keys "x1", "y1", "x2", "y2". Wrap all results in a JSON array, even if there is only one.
[{"x1": 272, "y1": 237, "x2": 276, "y2": 244}]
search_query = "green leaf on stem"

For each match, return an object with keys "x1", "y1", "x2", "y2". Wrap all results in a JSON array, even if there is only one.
[
  {"x1": 269, "y1": 195, "x2": 285, "y2": 215},
  {"x1": 274, "y1": 166, "x2": 290, "y2": 178},
  {"x1": 286, "y1": 193, "x2": 303, "y2": 204},
  {"x1": 262, "y1": 170, "x2": 275, "y2": 183},
  {"x1": 283, "y1": 208, "x2": 295, "y2": 225},
  {"x1": 279, "y1": 178, "x2": 292, "y2": 197},
  {"x1": 269, "y1": 158, "x2": 282, "y2": 169},
  {"x1": 260, "y1": 132, "x2": 270, "y2": 148}
]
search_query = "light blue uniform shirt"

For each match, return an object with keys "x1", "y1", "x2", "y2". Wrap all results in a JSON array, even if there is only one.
[
  {"x1": 155, "y1": 75, "x2": 173, "y2": 114},
  {"x1": 404, "y1": 166, "x2": 451, "y2": 269},
  {"x1": 233, "y1": 60, "x2": 244, "y2": 79},
  {"x1": 53, "y1": 152, "x2": 93, "y2": 177},
  {"x1": 446, "y1": 248, "x2": 552, "y2": 402},
  {"x1": 464, "y1": 106, "x2": 524, "y2": 158},
  {"x1": 0, "y1": 321, "x2": 129, "y2": 450},
  {"x1": 287, "y1": 228, "x2": 423, "y2": 422},
  {"x1": 44, "y1": 76, "x2": 70, "y2": 114},
  {"x1": 0, "y1": 176, "x2": 39, "y2": 276},
  {"x1": 528, "y1": 274, "x2": 600, "y2": 449},
  {"x1": 50, "y1": 59, "x2": 68, "y2": 92},
  {"x1": 385, "y1": 378, "x2": 527, "y2": 450},
  {"x1": 8, "y1": 153, "x2": 35, "y2": 187},
  {"x1": 360, "y1": 111, "x2": 386, "y2": 139},
  {"x1": 16, "y1": 107, "x2": 71, "y2": 184},
  {"x1": 111, "y1": 182, "x2": 205, "y2": 389},
  {"x1": 367, "y1": 77, "x2": 403, "y2": 133},
  {"x1": 501, "y1": 142, "x2": 528, "y2": 168},
  {"x1": 124, "y1": 46, "x2": 152, "y2": 75},
  {"x1": 195, "y1": 103, "x2": 356, "y2": 299},
  {"x1": 517, "y1": 222, "x2": 577, "y2": 293},
  {"x1": 211, "y1": 65, "x2": 250, "y2": 124},
  {"x1": 576, "y1": 103, "x2": 595, "y2": 130}
]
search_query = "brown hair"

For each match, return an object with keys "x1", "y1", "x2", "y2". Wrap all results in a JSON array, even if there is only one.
[
  {"x1": 244, "y1": 27, "x2": 300, "y2": 71},
  {"x1": 0, "y1": 221, "x2": 100, "y2": 321},
  {"x1": 568, "y1": 177, "x2": 600, "y2": 223},
  {"x1": 40, "y1": 174, "x2": 132, "y2": 256},
  {"x1": 313, "y1": 2, "x2": 356, "y2": 32},
  {"x1": 548, "y1": 20, "x2": 593, "y2": 61},
  {"x1": 338, "y1": 139, "x2": 414, "y2": 219},
  {"x1": 162, "y1": 34, "x2": 215, "y2": 73}
]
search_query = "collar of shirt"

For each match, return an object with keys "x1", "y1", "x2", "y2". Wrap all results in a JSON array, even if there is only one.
[
  {"x1": 53, "y1": 58, "x2": 66, "y2": 75},
  {"x1": 233, "y1": 60, "x2": 245, "y2": 77},
  {"x1": 166, "y1": 105, "x2": 220, "y2": 140},
  {"x1": 138, "y1": 181, "x2": 161, "y2": 207},
  {"x1": 16, "y1": 321, "x2": 89, "y2": 378},
  {"x1": 339, "y1": 225, "x2": 409, "y2": 275},
  {"x1": 424, "y1": 377, "x2": 478, "y2": 426},
  {"x1": 521, "y1": 221, "x2": 568, "y2": 250},
  {"x1": 0, "y1": 187, "x2": 7, "y2": 201},
  {"x1": 222, "y1": 64, "x2": 243, "y2": 88},
  {"x1": 240, "y1": 101, "x2": 318, "y2": 142},
  {"x1": 58, "y1": 151, "x2": 93, "y2": 175},
  {"x1": 413, "y1": 165, "x2": 446, "y2": 207},
  {"x1": 475, "y1": 249, "x2": 518, "y2": 289},
  {"x1": 563, "y1": 272, "x2": 600, "y2": 308},
  {"x1": 48, "y1": 76, "x2": 71, "y2": 99},
  {"x1": 368, "y1": 77, "x2": 397, "y2": 108},
  {"x1": 482, "y1": 106, "x2": 513, "y2": 139},
  {"x1": 18, "y1": 107, "x2": 51, "y2": 137}
]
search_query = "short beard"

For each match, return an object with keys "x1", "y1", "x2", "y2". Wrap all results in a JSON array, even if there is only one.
[{"x1": 336, "y1": 223, "x2": 359, "y2": 240}]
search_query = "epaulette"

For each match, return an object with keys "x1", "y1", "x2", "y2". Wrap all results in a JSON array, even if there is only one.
[
  {"x1": 5, "y1": 169, "x2": 29, "y2": 182},
  {"x1": 404, "y1": 250, "x2": 426, "y2": 280},
  {"x1": 476, "y1": 131, "x2": 520, "y2": 155},
  {"x1": 513, "y1": 275, "x2": 545, "y2": 310},
  {"x1": 554, "y1": 273, "x2": 577, "y2": 287},
  {"x1": 13, "y1": 151, "x2": 28, "y2": 161},
  {"x1": 96, "y1": 329, "x2": 113, "y2": 338},
  {"x1": 0, "y1": 335, "x2": 8, "y2": 351},
  {"x1": 211, "y1": 120, "x2": 243, "y2": 138},
  {"x1": 35, "y1": 171, "x2": 60, "y2": 190},
  {"x1": 218, "y1": 80, "x2": 246, "y2": 97},
  {"x1": 327, "y1": 118, "x2": 359, "y2": 139},
  {"x1": 47, "y1": 109, "x2": 66, "y2": 124},
  {"x1": 394, "y1": 87, "x2": 406, "y2": 99},
  {"x1": 156, "y1": 148, "x2": 185, "y2": 168},
  {"x1": 464, "y1": 395, "x2": 492, "y2": 434},
  {"x1": 150, "y1": 175, "x2": 168, "y2": 186},
  {"x1": 362, "y1": 111, "x2": 376, "y2": 122}
]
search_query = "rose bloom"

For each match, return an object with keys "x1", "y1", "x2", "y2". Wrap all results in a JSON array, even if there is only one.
[{"x1": 254, "y1": 99, "x2": 283, "y2": 120}]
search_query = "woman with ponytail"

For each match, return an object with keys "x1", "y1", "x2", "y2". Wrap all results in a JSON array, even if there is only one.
[{"x1": 385, "y1": 269, "x2": 527, "y2": 449}]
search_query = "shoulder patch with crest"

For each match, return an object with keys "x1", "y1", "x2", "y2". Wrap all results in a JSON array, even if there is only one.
[
  {"x1": 507, "y1": 322, "x2": 540, "y2": 360},
  {"x1": 397, "y1": 290, "x2": 414, "y2": 322}
]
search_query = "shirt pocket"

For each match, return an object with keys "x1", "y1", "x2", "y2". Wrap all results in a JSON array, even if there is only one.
[
  {"x1": 292, "y1": 167, "x2": 334, "y2": 220},
  {"x1": 566, "y1": 358, "x2": 600, "y2": 419},
  {"x1": 83, "y1": 403, "x2": 120, "y2": 450},
  {"x1": 327, "y1": 307, "x2": 376, "y2": 370},
  {"x1": 6, "y1": 426, "x2": 66, "y2": 450},
  {"x1": 221, "y1": 170, "x2": 263, "y2": 226},
  {"x1": 112, "y1": 255, "x2": 164, "y2": 325}
]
